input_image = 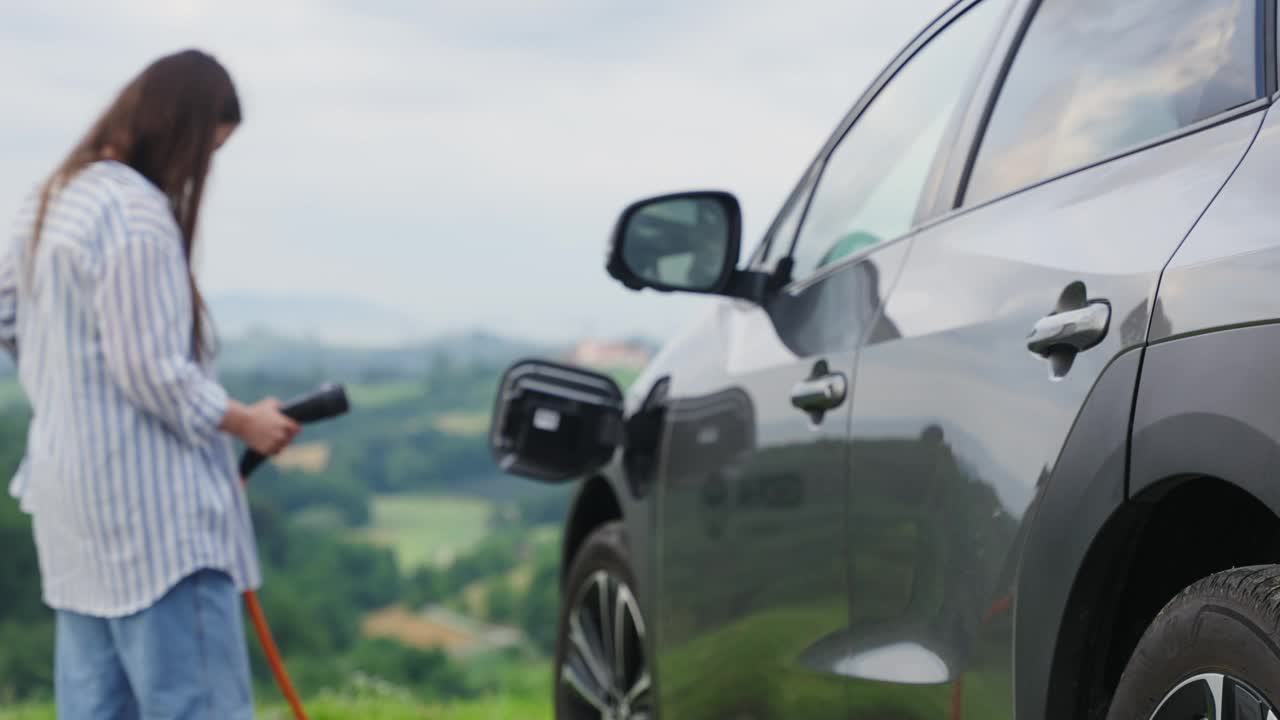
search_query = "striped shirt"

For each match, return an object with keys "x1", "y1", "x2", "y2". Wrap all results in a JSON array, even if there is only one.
[{"x1": 0, "y1": 160, "x2": 260, "y2": 618}]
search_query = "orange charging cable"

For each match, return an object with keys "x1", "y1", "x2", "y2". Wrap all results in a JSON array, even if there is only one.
[
  {"x1": 244, "y1": 590, "x2": 308, "y2": 720},
  {"x1": 234, "y1": 385, "x2": 348, "y2": 720},
  {"x1": 241, "y1": 475, "x2": 308, "y2": 720}
]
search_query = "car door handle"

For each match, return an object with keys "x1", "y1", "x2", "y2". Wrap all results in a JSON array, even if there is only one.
[
  {"x1": 791, "y1": 373, "x2": 848, "y2": 413},
  {"x1": 1027, "y1": 301, "x2": 1110, "y2": 357}
]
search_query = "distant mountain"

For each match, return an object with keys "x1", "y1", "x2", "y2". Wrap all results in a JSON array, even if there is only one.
[
  {"x1": 0, "y1": 290, "x2": 660, "y2": 380},
  {"x1": 208, "y1": 293, "x2": 560, "y2": 377},
  {"x1": 0, "y1": 330, "x2": 548, "y2": 381},
  {"x1": 210, "y1": 293, "x2": 425, "y2": 347}
]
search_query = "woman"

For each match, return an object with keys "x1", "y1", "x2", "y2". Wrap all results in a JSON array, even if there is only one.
[{"x1": 0, "y1": 50, "x2": 299, "y2": 719}]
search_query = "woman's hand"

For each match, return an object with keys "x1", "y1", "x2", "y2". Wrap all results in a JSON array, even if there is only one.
[{"x1": 220, "y1": 398, "x2": 300, "y2": 456}]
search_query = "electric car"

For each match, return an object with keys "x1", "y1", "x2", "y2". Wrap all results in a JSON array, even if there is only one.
[{"x1": 491, "y1": 0, "x2": 1280, "y2": 717}]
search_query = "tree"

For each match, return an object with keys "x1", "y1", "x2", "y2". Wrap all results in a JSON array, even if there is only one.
[
  {"x1": 404, "y1": 566, "x2": 445, "y2": 609},
  {"x1": 519, "y1": 555, "x2": 561, "y2": 655},
  {"x1": 486, "y1": 580, "x2": 518, "y2": 624}
]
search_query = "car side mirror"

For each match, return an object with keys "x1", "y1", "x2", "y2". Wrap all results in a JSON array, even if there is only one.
[
  {"x1": 607, "y1": 191, "x2": 756, "y2": 297},
  {"x1": 489, "y1": 359, "x2": 625, "y2": 483}
]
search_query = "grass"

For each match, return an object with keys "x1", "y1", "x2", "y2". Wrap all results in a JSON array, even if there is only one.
[
  {"x1": 265, "y1": 695, "x2": 550, "y2": 719},
  {"x1": 0, "y1": 707, "x2": 50, "y2": 720},
  {"x1": 0, "y1": 696, "x2": 551, "y2": 720},
  {"x1": 355, "y1": 494, "x2": 494, "y2": 572},
  {"x1": 264, "y1": 656, "x2": 553, "y2": 719},
  {"x1": 1, "y1": 660, "x2": 555, "y2": 720}
]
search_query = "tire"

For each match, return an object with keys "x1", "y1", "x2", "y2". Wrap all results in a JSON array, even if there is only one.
[
  {"x1": 554, "y1": 522, "x2": 654, "y2": 720},
  {"x1": 1107, "y1": 565, "x2": 1280, "y2": 720}
]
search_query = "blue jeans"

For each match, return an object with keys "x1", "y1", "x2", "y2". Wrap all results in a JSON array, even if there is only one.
[{"x1": 55, "y1": 569, "x2": 254, "y2": 720}]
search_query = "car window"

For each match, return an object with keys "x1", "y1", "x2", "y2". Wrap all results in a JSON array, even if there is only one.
[
  {"x1": 965, "y1": 0, "x2": 1262, "y2": 206},
  {"x1": 756, "y1": 165, "x2": 819, "y2": 269},
  {"x1": 787, "y1": 0, "x2": 1007, "y2": 283}
]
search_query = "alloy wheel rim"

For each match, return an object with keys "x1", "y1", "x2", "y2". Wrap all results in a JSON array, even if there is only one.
[
  {"x1": 1150, "y1": 673, "x2": 1278, "y2": 720},
  {"x1": 560, "y1": 570, "x2": 652, "y2": 720}
]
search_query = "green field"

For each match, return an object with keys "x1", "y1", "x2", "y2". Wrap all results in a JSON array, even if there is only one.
[
  {"x1": 275, "y1": 694, "x2": 551, "y2": 720},
  {"x1": 0, "y1": 696, "x2": 550, "y2": 720},
  {"x1": 0, "y1": 658, "x2": 554, "y2": 720},
  {"x1": 356, "y1": 494, "x2": 495, "y2": 572},
  {"x1": 431, "y1": 411, "x2": 491, "y2": 436},
  {"x1": 346, "y1": 380, "x2": 428, "y2": 410}
]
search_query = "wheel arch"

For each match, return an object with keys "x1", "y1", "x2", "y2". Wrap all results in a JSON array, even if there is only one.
[
  {"x1": 561, "y1": 475, "x2": 624, "y2": 585},
  {"x1": 1034, "y1": 325, "x2": 1280, "y2": 719},
  {"x1": 1042, "y1": 473, "x2": 1280, "y2": 720}
]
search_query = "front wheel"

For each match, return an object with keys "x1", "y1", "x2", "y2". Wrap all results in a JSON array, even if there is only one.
[
  {"x1": 555, "y1": 522, "x2": 654, "y2": 720},
  {"x1": 1107, "y1": 566, "x2": 1280, "y2": 720}
]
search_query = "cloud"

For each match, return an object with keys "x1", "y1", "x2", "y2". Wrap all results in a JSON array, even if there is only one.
[{"x1": 0, "y1": 1, "x2": 950, "y2": 342}]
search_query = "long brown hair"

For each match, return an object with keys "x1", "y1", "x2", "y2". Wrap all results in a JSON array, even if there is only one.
[{"x1": 32, "y1": 49, "x2": 241, "y2": 360}]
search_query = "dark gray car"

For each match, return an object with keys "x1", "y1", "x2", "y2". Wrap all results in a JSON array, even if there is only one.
[{"x1": 491, "y1": 0, "x2": 1280, "y2": 717}]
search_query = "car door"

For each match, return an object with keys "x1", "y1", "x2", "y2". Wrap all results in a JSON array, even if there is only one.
[
  {"x1": 835, "y1": 0, "x2": 1269, "y2": 718},
  {"x1": 652, "y1": 3, "x2": 1012, "y2": 718}
]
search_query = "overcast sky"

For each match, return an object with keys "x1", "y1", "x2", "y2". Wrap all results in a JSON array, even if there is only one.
[{"x1": 0, "y1": 1, "x2": 951, "y2": 344}]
